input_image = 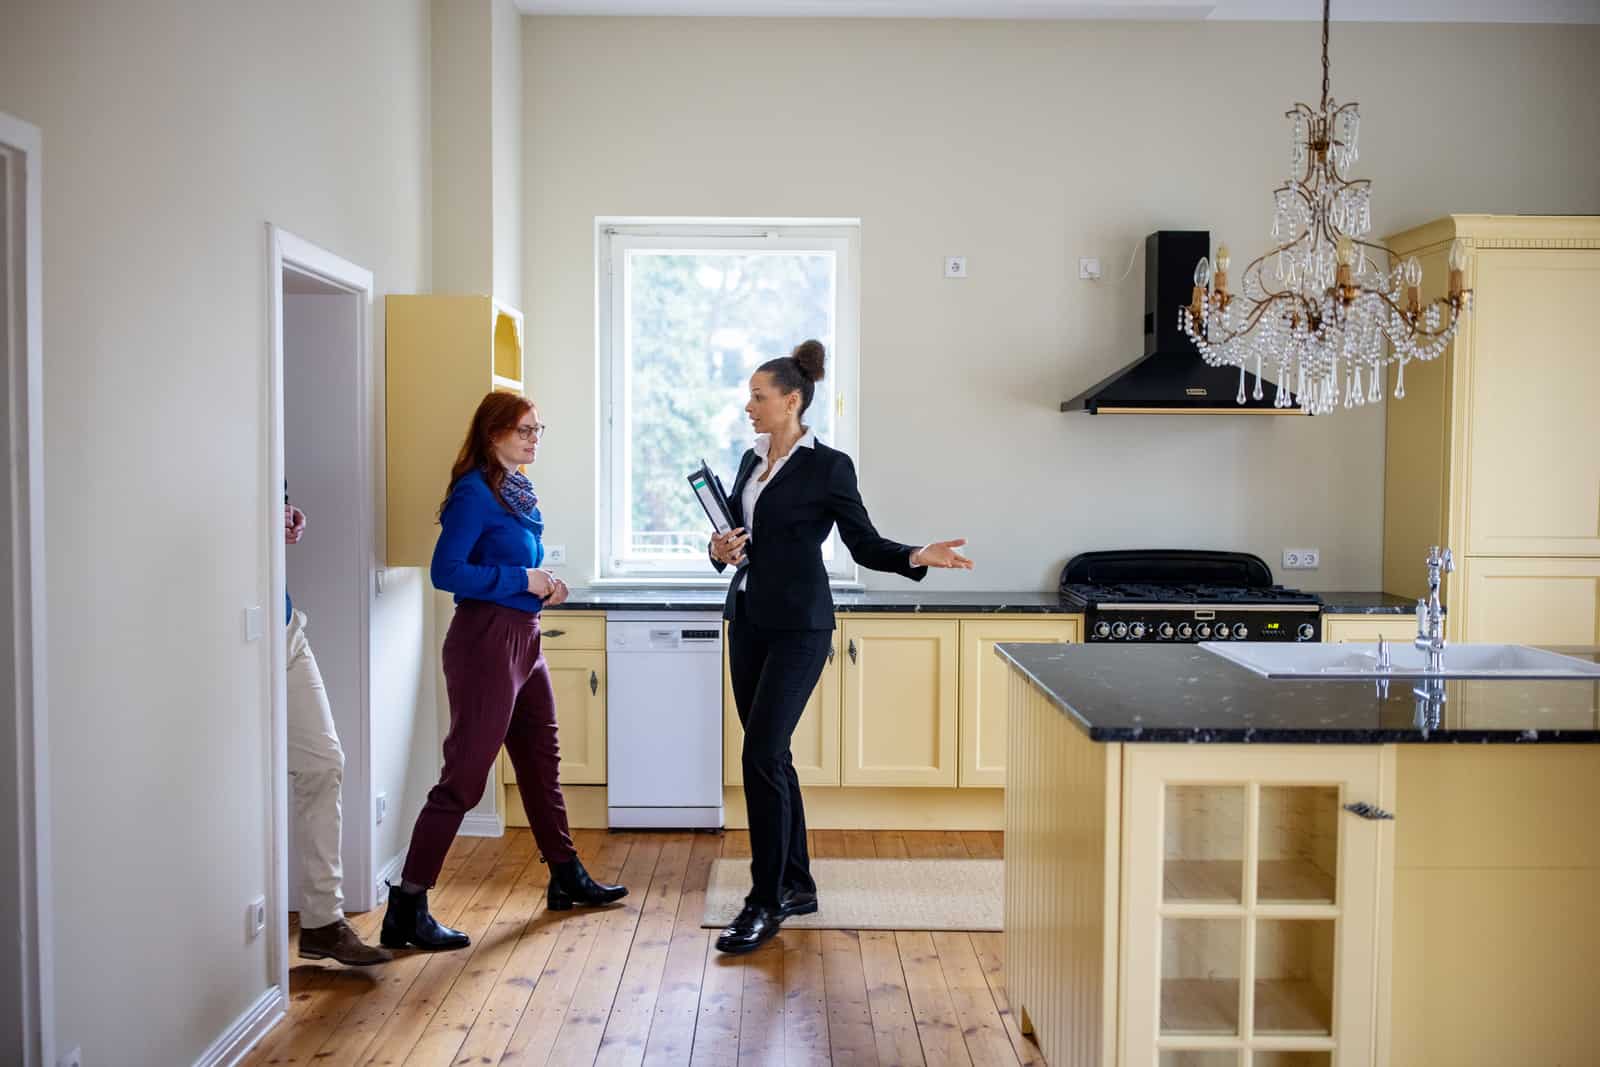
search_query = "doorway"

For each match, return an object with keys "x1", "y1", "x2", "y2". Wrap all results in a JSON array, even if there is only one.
[
  {"x1": 1, "y1": 111, "x2": 50, "y2": 1067},
  {"x1": 265, "y1": 227, "x2": 376, "y2": 1000}
]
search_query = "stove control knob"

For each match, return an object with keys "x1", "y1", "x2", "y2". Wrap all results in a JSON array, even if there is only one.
[
  {"x1": 1178, "y1": 622, "x2": 1194, "y2": 639},
  {"x1": 1129, "y1": 622, "x2": 1147, "y2": 640},
  {"x1": 1196, "y1": 623, "x2": 1212, "y2": 639},
  {"x1": 1297, "y1": 622, "x2": 1316, "y2": 642},
  {"x1": 1111, "y1": 622, "x2": 1129, "y2": 639},
  {"x1": 1158, "y1": 622, "x2": 1176, "y2": 639},
  {"x1": 1213, "y1": 623, "x2": 1231, "y2": 639},
  {"x1": 1094, "y1": 621, "x2": 1111, "y2": 639},
  {"x1": 1233, "y1": 624, "x2": 1249, "y2": 639}
]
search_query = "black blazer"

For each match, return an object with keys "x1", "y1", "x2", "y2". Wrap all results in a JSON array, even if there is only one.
[{"x1": 712, "y1": 440, "x2": 927, "y2": 630}]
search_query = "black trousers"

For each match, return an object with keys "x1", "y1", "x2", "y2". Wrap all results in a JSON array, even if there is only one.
[{"x1": 728, "y1": 597, "x2": 832, "y2": 910}]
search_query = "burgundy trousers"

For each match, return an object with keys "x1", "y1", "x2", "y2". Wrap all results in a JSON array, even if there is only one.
[{"x1": 401, "y1": 600, "x2": 577, "y2": 887}]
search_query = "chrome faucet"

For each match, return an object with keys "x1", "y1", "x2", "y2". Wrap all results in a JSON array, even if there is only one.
[{"x1": 1415, "y1": 545, "x2": 1453, "y2": 673}]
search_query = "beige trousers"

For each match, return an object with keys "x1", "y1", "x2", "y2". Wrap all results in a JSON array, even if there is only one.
[{"x1": 287, "y1": 610, "x2": 346, "y2": 928}]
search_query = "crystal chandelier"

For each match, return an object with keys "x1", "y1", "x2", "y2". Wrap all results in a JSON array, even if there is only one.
[{"x1": 1179, "y1": 0, "x2": 1472, "y2": 415}]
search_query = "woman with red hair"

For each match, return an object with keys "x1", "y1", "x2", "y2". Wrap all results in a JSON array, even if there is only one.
[{"x1": 383, "y1": 392, "x2": 625, "y2": 952}]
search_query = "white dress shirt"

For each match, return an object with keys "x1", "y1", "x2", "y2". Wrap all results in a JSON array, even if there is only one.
[{"x1": 734, "y1": 429, "x2": 816, "y2": 592}]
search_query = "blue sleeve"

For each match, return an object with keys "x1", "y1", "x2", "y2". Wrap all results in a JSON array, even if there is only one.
[{"x1": 429, "y1": 481, "x2": 530, "y2": 598}]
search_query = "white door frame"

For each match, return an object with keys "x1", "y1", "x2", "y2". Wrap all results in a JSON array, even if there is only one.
[
  {"x1": 265, "y1": 225, "x2": 376, "y2": 999},
  {"x1": 1, "y1": 112, "x2": 52, "y2": 1067}
]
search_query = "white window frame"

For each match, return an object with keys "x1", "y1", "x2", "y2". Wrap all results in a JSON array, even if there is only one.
[{"x1": 596, "y1": 218, "x2": 861, "y2": 584}]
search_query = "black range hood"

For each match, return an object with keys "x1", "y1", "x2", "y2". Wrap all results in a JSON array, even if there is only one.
[{"x1": 1063, "y1": 230, "x2": 1303, "y2": 415}]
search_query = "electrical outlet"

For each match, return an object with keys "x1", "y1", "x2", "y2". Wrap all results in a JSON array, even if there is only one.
[
  {"x1": 546, "y1": 544, "x2": 567, "y2": 566},
  {"x1": 247, "y1": 896, "x2": 266, "y2": 941},
  {"x1": 375, "y1": 792, "x2": 388, "y2": 825},
  {"x1": 58, "y1": 1048, "x2": 82, "y2": 1067},
  {"x1": 1078, "y1": 257, "x2": 1102, "y2": 280},
  {"x1": 944, "y1": 256, "x2": 967, "y2": 278},
  {"x1": 1283, "y1": 548, "x2": 1321, "y2": 570}
]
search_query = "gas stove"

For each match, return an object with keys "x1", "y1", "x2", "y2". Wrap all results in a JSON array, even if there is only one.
[{"x1": 1059, "y1": 550, "x2": 1322, "y2": 644}]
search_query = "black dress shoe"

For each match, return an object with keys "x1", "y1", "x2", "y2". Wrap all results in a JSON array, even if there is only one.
[
  {"x1": 715, "y1": 903, "x2": 782, "y2": 955},
  {"x1": 777, "y1": 887, "x2": 818, "y2": 919},
  {"x1": 380, "y1": 883, "x2": 470, "y2": 951},
  {"x1": 548, "y1": 857, "x2": 628, "y2": 911}
]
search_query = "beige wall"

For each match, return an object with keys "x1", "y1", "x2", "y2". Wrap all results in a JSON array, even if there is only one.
[
  {"x1": 0, "y1": 1, "x2": 435, "y2": 1062},
  {"x1": 522, "y1": 17, "x2": 1600, "y2": 591}
]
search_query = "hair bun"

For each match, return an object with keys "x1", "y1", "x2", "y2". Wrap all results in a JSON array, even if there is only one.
[{"x1": 791, "y1": 339, "x2": 827, "y2": 383}]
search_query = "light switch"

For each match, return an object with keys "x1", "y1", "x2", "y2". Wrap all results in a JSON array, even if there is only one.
[{"x1": 243, "y1": 605, "x2": 265, "y2": 642}]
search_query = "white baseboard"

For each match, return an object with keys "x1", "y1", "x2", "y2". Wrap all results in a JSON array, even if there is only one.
[
  {"x1": 459, "y1": 811, "x2": 505, "y2": 838},
  {"x1": 194, "y1": 984, "x2": 285, "y2": 1067},
  {"x1": 374, "y1": 851, "x2": 405, "y2": 904}
]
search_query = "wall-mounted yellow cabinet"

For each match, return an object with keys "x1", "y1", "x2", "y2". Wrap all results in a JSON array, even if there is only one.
[
  {"x1": 385, "y1": 294, "x2": 525, "y2": 567},
  {"x1": 1322, "y1": 613, "x2": 1419, "y2": 645},
  {"x1": 958, "y1": 617, "x2": 1081, "y2": 787},
  {"x1": 723, "y1": 628, "x2": 842, "y2": 788},
  {"x1": 1383, "y1": 216, "x2": 1600, "y2": 639}
]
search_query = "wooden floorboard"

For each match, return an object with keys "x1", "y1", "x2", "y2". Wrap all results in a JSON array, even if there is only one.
[{"x1": 248, "y1": 830, "x2": 1013, "y2": 1067}]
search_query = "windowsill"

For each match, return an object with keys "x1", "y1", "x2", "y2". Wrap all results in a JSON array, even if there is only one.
[{"x1": 586, "y1": 575, "x2": 865, "y2": 592}]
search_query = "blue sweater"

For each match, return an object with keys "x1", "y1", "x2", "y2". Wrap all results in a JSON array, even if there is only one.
[{"x1": 430, "y1": 469, "x2": 546, "y2": 613}]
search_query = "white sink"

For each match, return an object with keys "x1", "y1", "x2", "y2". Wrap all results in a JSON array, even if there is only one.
[{"x1": 1202, "y1": 641, "x2": 1600, "y2": 680}]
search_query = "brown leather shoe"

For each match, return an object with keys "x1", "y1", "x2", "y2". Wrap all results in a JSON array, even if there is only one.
[{"x1": 299, "y1": 919, "x2": 393, "y2": 966}]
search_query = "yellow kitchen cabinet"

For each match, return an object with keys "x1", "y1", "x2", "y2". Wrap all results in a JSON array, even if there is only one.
[
  {"x1": 840, "y1": 618, "x2": 959, "y2": 787},
  {"x1": 1322, "y1": 613, "x2": 1418, "y2": 645},
  {"x1": 1383, "y1": 216, "x2": 1600, "y2": 638},
  {"x1": 503, "y1": 614, "x2": 606, "y2": 827},
  {"x1": 958, "y1": 616, "x2": 1080, "y2": 788},
  {"x1": 385, "y1": 294, "x2": 525, "y2": 566},
  {"x1": 1118, "y1": 744, "x2": 1393, "y2": 1066},
  {"x1": 723, "y1": 627, "x2": 842, "y2": 788},
  {"x1": 1458, "y1": 556, "x2": 1600, "y2": 645}
]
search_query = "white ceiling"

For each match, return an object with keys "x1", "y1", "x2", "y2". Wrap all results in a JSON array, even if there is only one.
[{"x1": 512, "y1": 0, "x2": 1600, "y2": 22}]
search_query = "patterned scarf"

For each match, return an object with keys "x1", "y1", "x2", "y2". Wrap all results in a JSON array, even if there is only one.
[{"x1": 501, "y1": 469, "x2": 539, "y2": 516}]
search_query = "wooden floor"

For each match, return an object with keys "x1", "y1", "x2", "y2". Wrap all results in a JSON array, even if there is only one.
[{"x1": 243, "y1": 829, "x2": 1042, "y2": 1066}]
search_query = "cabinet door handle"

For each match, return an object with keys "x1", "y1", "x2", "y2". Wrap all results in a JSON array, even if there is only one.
[
  {"x1": 589, "y1": 670, "x2": 598, "y2": 696},
  {"x1": 1343, "y1": 801, "x2": 1395, "y2": 821},
  {"x1": 543, "y1": 628, "x2": 566, "y2": 638},
  {"x1": 827, "y1": 645, "x2": 835, "y2": 664},
  {"x1": 848, "y1": 639, "x2": 858, "y2": 665}
]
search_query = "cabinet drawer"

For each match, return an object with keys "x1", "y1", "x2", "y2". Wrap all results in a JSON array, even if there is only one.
[
  {"x1": 1322, "y1": 613, "x2": 1418, "y2": 645},
  {"x1": 538, "y1": 613, "x2": 606, "y2": 650}
]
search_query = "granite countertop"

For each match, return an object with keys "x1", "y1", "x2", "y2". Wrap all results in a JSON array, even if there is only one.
[
  {"x1": 547, "y1": 588, "x2": 1080, "y2": 613},
  {"x1": 548, "y1": 587, "x2": 1424, "y2": 615},
  {"x1": 995, "y1": 643, "x2": 1600, "y2": 744},
  {"x1": 1317, "y1": 591, "x2": 1422, "y2": 615}
]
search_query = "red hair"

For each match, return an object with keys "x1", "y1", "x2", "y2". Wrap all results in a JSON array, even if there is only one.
[{"x1": 441, "y1": 391, "x2": 534, "y2": 517}]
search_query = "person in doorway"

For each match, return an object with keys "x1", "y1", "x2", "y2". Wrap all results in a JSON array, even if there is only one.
[
  {"x1": 708, "y1": 340, "x2": 974, "y2": 955},
  {"x1": 382, "y1": 393, "x2": 626, "y2": 953},
  {"x1": 285, "y1": 491, "x2": 392, "y2": 966}
]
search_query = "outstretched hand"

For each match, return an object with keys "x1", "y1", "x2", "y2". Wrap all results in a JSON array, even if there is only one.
[{"x1": 912, "y1": 539, "x2": 974, "y2": 570}]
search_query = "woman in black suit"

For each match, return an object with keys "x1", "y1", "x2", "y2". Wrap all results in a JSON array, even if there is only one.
[{"x1": 708, "y1": 339, "x2": 973, "y2": 954}]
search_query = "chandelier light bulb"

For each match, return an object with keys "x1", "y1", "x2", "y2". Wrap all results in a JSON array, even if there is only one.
[
  {"x1": 1336, "y1": 235, "x2": 1357, "y2": 268},
  {"x1": 1449, "y1": 239, "x2": 1469, "y2": 273},
  {"x1": 1215, "y1": 245, "x2": 1232, "y2": 274},
  {"x1": 1402, "y1": 257, "x2": 1423, "y2": 287},
  {"x1": 1194, "y1": 257, "x2": 1212, "y2": 288}
]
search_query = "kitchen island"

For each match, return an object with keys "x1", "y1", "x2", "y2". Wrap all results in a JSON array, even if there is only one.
[{"x1": 996, "y1": 642, "x2": 1600, "y2": 1067}]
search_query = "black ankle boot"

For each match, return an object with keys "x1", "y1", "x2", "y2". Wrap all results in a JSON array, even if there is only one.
[
  {"x1": 547, "y1": 858, "x2": 627, "y2": 911},
  {"x1": 380, "y1": 883, "x2": 470, "y2": 951}
]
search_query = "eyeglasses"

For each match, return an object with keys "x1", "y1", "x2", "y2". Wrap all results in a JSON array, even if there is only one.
[{"x1": 514, "y1": 423, "x2": 547, "y2": 441}]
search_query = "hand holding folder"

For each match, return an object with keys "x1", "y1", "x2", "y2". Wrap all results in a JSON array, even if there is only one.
[{"x1": 689, "y1": 460, "x2": 749, "y2": 567}]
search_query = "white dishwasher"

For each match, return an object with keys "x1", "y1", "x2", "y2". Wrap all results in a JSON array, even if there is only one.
[{"x1": 605, "y1": 612, "x2": 725, "y2": 829}]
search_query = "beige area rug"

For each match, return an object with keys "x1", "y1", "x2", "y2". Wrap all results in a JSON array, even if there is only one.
[{"x1": 701, "y1": 858, "x2": 1003, "y2": 932}]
